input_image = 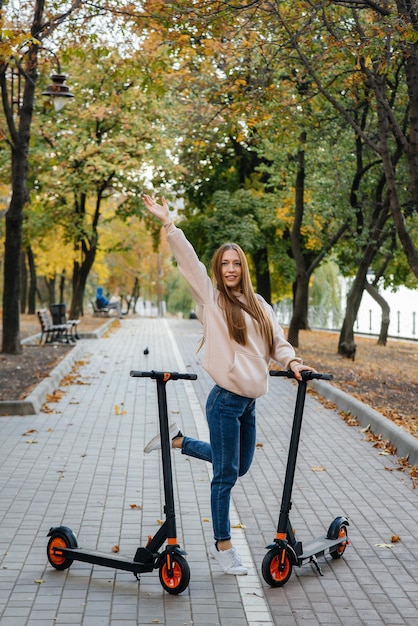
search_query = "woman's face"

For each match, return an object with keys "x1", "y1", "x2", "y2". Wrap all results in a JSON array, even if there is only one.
[{"x1": 221, "y1": 248, "x2": 242, "y2": 290}]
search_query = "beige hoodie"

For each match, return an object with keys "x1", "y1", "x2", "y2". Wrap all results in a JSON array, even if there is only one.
[{"x1": 165, "y1": 223, "x2": 302, "y2": 399}]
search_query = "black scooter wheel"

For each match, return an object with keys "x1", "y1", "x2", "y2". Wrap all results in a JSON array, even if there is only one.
[
  {"x1": 159, "y1": 554, "x2": 190, "y2": 594},
  {"x1": 262, "y1": 548, "x2": 293, "y2": 587},
  {"x1": 329, "y1": 523, "x2": 348, "y2": 560},
  {"x1": 47, "y1": 527, "x2": 78, "y2": 571}
]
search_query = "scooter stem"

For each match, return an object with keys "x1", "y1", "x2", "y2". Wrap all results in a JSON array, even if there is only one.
[
  {"x1": 156, "y1": 377, "x2": 177, "y2": 542},
  {"x1": 277, "y1": 378, "x2": 307, "y2": 535}
]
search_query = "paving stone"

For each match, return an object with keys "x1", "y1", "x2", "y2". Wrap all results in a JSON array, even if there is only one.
[{"x1": 1, "y1": 317, "x2": 417, "y2": 625}]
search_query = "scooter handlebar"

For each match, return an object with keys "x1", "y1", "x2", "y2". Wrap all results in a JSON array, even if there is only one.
[
  {"x1": 270, "y1": 369, "x2": 333, "y2": 381},
  {"x1": 130, "y1": 370, "x2": 198, "y2": 381}
]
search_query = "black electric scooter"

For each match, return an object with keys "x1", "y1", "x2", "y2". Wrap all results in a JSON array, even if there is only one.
[
  {"x1": 47, "y1": 370, "x2": 197, "y2": 595},
  {"x1": 262, "y1": 369, "x2": 350, "y2": 587}
]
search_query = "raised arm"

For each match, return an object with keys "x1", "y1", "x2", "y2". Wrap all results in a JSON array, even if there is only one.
[
  {"x1": 142, "y1": 194, "x2": 213, "y2": 306},
  {"x1": 143, "y1": 195, "x2": 172, "y2": 226}
]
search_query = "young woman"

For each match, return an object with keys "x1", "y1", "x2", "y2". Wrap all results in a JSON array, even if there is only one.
[{"x1": 142, "y1": 194, "x2": 314, "y2": 576}]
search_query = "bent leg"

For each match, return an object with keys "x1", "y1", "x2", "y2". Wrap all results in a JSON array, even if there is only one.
[{"x1": 182, "y1": 436, "x2": 212, "y2": 463}]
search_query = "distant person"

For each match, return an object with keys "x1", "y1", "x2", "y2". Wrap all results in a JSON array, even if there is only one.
[
  {"x1": 142, "y1": 194, "x2": 315, "y2": 576},
  {"x1": 95, "y1": 287, "x2": 123, "y2": 319}
]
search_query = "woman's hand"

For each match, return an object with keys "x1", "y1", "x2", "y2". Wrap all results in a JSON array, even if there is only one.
[
  {"x1": 289, "y1": 361, "x2": 316, "y2": 381},
  {"x1": 142, "y1": 194, "x2": 171, "y2": 226}
]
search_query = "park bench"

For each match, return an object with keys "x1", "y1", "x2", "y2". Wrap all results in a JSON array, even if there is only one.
[
  {"x1": 37, "y1": 309, "x2": 72, "y2": 344},
  {"x1": 50, "y1": 303, "x2": 80, "y2": 341},
  {"x1": 91, "y1": 300, "x2": 110, "y2": 317}
]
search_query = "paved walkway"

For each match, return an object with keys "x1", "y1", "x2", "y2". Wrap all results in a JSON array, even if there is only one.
[{"x1": 0, "y1": 317, "x2": 417, "y2": 626}]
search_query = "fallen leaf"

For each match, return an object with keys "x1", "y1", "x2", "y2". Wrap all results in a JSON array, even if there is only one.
[
  {"x1": 202, "y1": 517, "x2": 210, "y2": 522},
  {"x1": 22, "y1": 429, "x2": 37, "y2": 436},
  {"x1": 256, "y1": 441, "x2": 264, "y2": 447},
  {"x1": 311, "y1": 466, "x2": 327, "y2": 472},
  {"x1": 41, "y1": 404, "x2": 54, "y2": 414},
  {"x1": 391, "y1": 535, "x2": 401, "y2": 543},
  {"x1": 46, "y1": 389, "x2": 65, "y2": 403},
  {"x1": 129, "y1": 504, "x2": 142, "y2": 509},
  {"x1": 231, "y1": 523, "x2": 246, "y2": 529},
  {"x1": 112, "y1": 545, "x2": 119, "y2": 553},
  {"x1": 34, "y1": 579, "x2": 45, "y2": 584},
  {"x1": 375, "y1": 543, "x2": 394, "y2": 549}
]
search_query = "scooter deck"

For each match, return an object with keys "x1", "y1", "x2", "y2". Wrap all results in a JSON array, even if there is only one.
[
  {"x1": 54, "y1": 546, "x2": 156, "y2": 574},
  {"x1": 299, "y1": 535, "x2": 345, "y2": 562}
]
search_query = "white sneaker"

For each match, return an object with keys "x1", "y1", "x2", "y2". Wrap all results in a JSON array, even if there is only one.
[
  {"x1": 144, "y1": 423, "x2": 182, "y2": 454},
  {"x1": 209, "y1": 543, "x2": 248, "y2": 575}
]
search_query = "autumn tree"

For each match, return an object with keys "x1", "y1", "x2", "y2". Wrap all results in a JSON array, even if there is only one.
[
  {"x1": 30, "y1": 41, "x2": 173, "y2": 318},
  {"x1": 139, "y1": 1, "x2": 417, "y2": 353},
  {"x1": 0, "y1": 0, "x2": 94, "y2": 353}
]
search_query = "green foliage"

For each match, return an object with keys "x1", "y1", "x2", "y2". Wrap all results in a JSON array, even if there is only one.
[
  {"x1": 1, "y1": 0, "x2": 417, "y2": 318},
  {"x1": 310, "y1": 260, "x2": 343, "y2": 327},
  {"x1": 165, "y1": 273, "x2": 194, "y2": 316}
]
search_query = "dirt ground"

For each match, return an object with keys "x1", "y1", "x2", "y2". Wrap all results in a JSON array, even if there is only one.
[
  {"x1": 1, "y1": 315, "x2": 417, "y2": 444},
  {"x1": 0, "y1": 314, "x2": 112, "y2": 402}
]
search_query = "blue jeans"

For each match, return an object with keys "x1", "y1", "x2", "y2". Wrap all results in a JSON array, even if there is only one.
[{"x1": 182, "y1": 385, "x2": 256, "y2": 542}]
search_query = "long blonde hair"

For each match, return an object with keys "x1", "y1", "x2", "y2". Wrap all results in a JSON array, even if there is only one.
[{"x1": 211, "y1": 243, "x2": 274, "y2": 348}]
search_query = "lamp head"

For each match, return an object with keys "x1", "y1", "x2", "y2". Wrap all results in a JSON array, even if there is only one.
[{"x1": 42, "y1": 73, "x2": 74, "y2": 111}]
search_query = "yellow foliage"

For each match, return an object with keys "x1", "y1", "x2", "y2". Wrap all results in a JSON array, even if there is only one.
[{"x1": 33, "y1": 230, "x2": 74, "y2": 279}]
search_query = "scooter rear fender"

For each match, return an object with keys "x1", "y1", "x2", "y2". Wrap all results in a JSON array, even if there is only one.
[{"x1": 327, "y1": 516, "x2": 350, "y2": 540}]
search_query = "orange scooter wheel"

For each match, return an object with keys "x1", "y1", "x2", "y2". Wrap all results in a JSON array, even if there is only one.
[
  {"x1": 159, "y1": 554, "x2": 190, "y2": 594},
  {"x1": 262, "y1": 548, "x2": 293, "y2": 587},
  {"x1": 47, "y1": 527, "x2": 78, "y2": 571}
]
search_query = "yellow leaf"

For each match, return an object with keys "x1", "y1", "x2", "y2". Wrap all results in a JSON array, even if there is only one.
[{"x1": 231, "y1": 523, "x2": 246, "y2": 529}]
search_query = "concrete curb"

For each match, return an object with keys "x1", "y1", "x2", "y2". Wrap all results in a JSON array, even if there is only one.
[
  {"x1": 0, "y1": 341, "x2": 86, "y2": 416},
  {"x1": 313, "y1": 379, "x2": 418, "y2": 466},
  {"x1": 0, "y1": 319, "x2": 114, "y2": 417}
]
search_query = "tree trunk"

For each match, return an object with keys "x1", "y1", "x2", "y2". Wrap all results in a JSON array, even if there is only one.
[
  {"x1": 252, "y1": 247, "x2": 272, "y2": 304},
  {"x1": 287, "y1": 272, "x2": 310, "y2": 347},
  {"x1": 2, "y1": 150, "x2": 27, "y2": 353},
  {"x1": 338, "y1": 274, "x2": 366, "y2": 360},
  {"x1": 59, "y1": 271, "x2": 66, "y2": 304},
  {"x1": 364, "y1": 280, "x2": 390, "y2": 346},
  {"x1": 27, "y1": 246, "x2": 37, "y2": 314},
  {"x1": 44, "y1": 276, "x2": 56, "y2": 307},
  {"x1": 70, "y1": 238, "x2": 98, "y2": 319},
  {"x1": 20, "y1": 250, "x2": 27, "y2": 314},
  {"x1": 287, "y1": 132, "x2": 309, "y2": 348},
  {"x1": 0, "y1": 5, "x2": 40, "y2": 353}
]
